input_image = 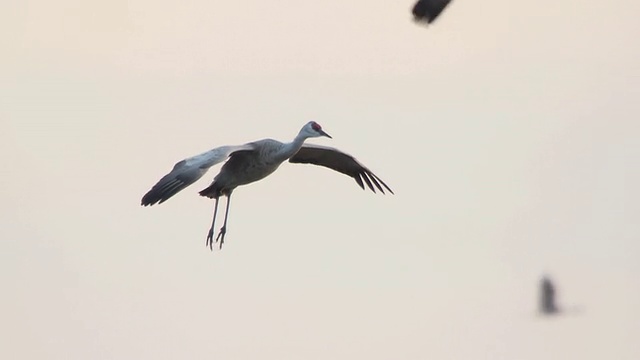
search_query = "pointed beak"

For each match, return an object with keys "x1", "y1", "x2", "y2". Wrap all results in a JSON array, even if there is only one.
[{"x1": 319, "y1": 129, "x2": 332, "y2": 139}]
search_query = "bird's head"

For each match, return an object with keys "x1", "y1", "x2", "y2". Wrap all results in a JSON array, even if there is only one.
[{"x1": 301, "y1": 121, "x2": 332, "y2": 139}]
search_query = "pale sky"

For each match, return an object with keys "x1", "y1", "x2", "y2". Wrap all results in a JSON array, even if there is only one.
[{"x1": 1, "y1": 1, "x2": 639, "y2": 359}]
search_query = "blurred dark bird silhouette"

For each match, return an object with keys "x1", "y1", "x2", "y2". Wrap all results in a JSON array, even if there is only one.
[
  {"x1": 539, "y1": 275, "x2": 560, "y2": 315},
  {"x1": 412, "y1": 0, "x2": 453, "y2": 24}
]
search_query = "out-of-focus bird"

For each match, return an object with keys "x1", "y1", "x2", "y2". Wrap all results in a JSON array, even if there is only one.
[
  {"x1": 141, "y1": 121, "x2": 393, "y2": 249},
  {"x1": 412, "y1": 0, "x2": 453, "y2": 24},
  {"x1": 539, "y1": 275, "x2": 560, "y2": 315}
]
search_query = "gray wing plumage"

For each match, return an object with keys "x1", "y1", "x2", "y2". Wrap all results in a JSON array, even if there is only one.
[
  {"x1": 141, "y1": 144, "x2": 255, "y2": 206},
  {"x1": 288, "y1": 144, "x2": 393, "y2": 194}
]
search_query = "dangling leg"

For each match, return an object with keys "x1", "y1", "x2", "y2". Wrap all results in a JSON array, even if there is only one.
[
  {"x1": 206, "y1": 197, "x2": 220, "y2": 250},
  {"x1": 215, "y1": 194, "x2": 232, "y2": 249}
]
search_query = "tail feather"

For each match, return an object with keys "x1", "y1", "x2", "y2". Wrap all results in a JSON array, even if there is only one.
[{"x1": 199, "y1": 182, "x2": 223, "y2": 199}]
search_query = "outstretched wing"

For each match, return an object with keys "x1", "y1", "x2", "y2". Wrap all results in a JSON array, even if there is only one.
[
  {"x1": 412, "y1": 0, "x2": 452, "y2": 23},
  {"x1": 141, "y1": 144, "x2": 255, "y2": 206},
  {"x1": 288, "y1": 144, "x2": 393, "y2": 194}
]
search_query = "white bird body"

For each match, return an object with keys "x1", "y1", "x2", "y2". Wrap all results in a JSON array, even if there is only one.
[{"x1": 141, "y1": 121, "x2": 392, "y2": 249}]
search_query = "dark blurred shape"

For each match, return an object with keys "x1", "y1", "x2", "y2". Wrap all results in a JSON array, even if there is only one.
[
  {"x1": 539, "y1": 276, "x2": 559, "y2": 315},
  {"x1": 412, "y1": 0, "x2": 453, "y2": 24}
]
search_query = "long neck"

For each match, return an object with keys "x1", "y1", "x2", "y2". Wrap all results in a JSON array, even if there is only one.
[{"x1": 275, "y1": 131, "x2": 307, "y2": 161}]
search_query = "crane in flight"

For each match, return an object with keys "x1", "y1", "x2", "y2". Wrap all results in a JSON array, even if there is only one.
[{"x1": 141, "y1": 121, "x2": 393, "y2": 250}]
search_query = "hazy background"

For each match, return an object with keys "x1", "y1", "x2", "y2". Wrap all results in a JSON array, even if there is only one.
[{"x1": 1, "y1": 0, "x2": 639, "y2": 359}]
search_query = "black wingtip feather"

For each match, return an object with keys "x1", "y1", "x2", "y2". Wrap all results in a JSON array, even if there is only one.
[
  {"x1": 140, "y1": 178, "x2": 189, "y2": 206},
  {"x1": 354, "y1": 174, "x2": 365, "y2": 190},
  {"x1": 352, "y1": 171, "x2": 394, "y2": 195},
  {"x1": 141, "y1": 192, "x2": 158, "y2": 206},
  {"x1": 371, "y1": 173, "x2": 394, "y2": 195},
  {"x1": 361, "y1": 173, "x2": 376, "y2": 193},
  {"x1": 367, "y1": 173, "x2": 385, "y2": 194}
]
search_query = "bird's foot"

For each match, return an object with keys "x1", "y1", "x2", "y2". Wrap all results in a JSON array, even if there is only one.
[
  {"x1": 206, "y1": 227, "x2": 215, "y2": 250},
  {"x1": 215, "y1": 226, "x2": 227, "y2": 249}
]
